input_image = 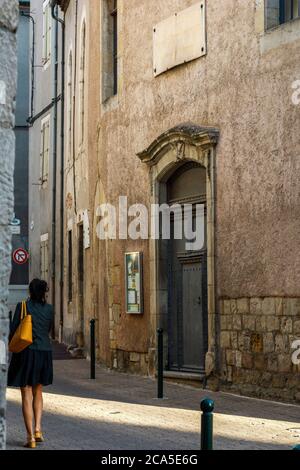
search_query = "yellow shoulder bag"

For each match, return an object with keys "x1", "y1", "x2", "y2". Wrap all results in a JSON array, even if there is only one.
[{"x1": 9, "y1": 301, "x2": 33, "y2": 353}]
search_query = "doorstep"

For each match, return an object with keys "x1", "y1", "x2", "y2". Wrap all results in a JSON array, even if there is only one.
[{"x1": 163, "y1": 370, "x2": 206, "y2": 387}]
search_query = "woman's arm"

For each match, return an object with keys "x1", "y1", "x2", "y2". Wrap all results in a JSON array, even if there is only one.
[{"x1": 9, "y1": 303, "x2": 22, "y2": 342}]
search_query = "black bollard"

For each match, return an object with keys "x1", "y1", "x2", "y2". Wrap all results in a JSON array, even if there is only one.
[
  {"x1": 157, "y1": 328, "x2": 164, "y2": 399},
  {"x1": 200, "y1": 398, "x2": 214, "y2": 450},
  {"x1": 90, "y1": 319, "x2": 96, "y2": 380},
  {"x1": 9, "y1": 311, "x2": 12, "y2": 328}
]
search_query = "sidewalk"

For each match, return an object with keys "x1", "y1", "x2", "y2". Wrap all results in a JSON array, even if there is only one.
[{"x1": 6, "y1": 348, "x2": 300, "y2": 450}]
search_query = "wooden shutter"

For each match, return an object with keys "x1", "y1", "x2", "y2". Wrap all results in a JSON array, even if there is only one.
[{"x1": 41, "y1": 234, "x2": 49, "y2": 282}]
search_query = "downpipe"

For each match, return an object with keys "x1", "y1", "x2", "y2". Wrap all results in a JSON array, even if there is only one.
[{"x1": 51, "y1": 1, "x2": 65, "y2": 343}]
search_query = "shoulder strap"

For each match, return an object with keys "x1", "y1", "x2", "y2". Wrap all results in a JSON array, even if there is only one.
[
  {"x1": 21, "y1": 301, "x2": 27, "y2": 320},
  {"x1": 20, "y1": 301, "x2": 24, "y2": 320}
]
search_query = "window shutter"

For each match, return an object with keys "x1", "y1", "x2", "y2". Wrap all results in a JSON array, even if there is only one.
[
  {"x1": 44, "y1": 239, "x2": 49, "y2": 280},
  {"x1": 42, "y1": 4, "x2": 46, "y2": 63},
  {"x1": 47, "y1": 5, "x2": 51, "y2": 61},
  {"x1": 44, "y1": 121, "x2": 50, "y2": 181},
  {"x1": 41, "y1": 242, "x2": 45, "y2": 280},
  {"x1": 40, "y1": 125, "x2": 45, "y2": 184}
]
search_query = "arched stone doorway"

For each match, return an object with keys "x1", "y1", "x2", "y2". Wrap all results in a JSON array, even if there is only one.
[{"x1": 137, "y1": 123, "x2": 219, "y2": 378}]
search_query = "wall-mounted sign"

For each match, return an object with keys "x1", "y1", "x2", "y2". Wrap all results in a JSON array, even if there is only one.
[
  {"x1": 13, "y1": 248, "x2": 29, "y2": 265},
  {"x1": 10, "y1": 225, "x2": 21, "y2": 235},
  {"x1": 125, "y1": 252, "x2": 143, "y2": 314},
  {"x1": 0, "y1": 81, "x2": 6, "y2": 105},
  {"x1": 9, "y1": 214, "x2": 21, "y2": 234}
]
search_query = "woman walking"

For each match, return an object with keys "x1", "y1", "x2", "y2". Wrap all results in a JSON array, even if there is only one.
[{"x1": 8, "y1": 279, "x2": 54, "y2": 449}]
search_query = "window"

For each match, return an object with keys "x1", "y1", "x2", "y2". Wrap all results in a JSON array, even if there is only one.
[
  {"x1": 78, "y1": 224, "x2": 84, "y2": 324},
  {"x1": 43, "y1": 0, "x2": 52, "y2": 67},
  {"x1": 68, "y1": 230, "x2": 73, "y2": 302},
  {"x1": 67, "y1": 50, "x2": 73, "y2": 159},
  {"x1": 102, "y1": 0, "x2": 118, "y2": 101},
  {"x1": 40, "y1": 115, "x2": 51, "y2": 188},
  {"x1": 79, "y1": 22, "x2": 86, "y2": 145},
  {"x1": 265, "y1": 0, "x2": 300, "y2": 29},
  {"x1": 41, "y1": 234, "x2": 49, "y2": 282},
  {"x1": 111, "y1": 1, "x2": 118, "y2": 96}
]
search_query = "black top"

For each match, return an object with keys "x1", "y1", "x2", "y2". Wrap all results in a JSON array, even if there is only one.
[{"x1": 10, "y1": 299, "x2": 54, "y2": 351}]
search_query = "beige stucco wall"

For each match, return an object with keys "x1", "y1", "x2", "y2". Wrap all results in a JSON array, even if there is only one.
[
  {"x1": 88, "y1": 0, "x2": 300, "y2": 300},
  {"x1": 62, "y1": 0, "x2": 300, "y2": 398}
]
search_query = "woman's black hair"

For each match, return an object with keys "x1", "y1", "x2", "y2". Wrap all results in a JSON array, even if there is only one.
[{"x1": 29, "y1": 279, "x2": 49, "y2": 304}]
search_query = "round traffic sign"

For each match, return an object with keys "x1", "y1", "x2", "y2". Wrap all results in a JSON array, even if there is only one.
[{"x1": 13, "y1": 248, "x2": 29, "y2": 265}]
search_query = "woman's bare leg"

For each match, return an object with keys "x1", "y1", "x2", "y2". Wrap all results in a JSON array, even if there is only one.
[
  {"x1": 21, "y1": 387, "x2": 34, "y2": 438},
  {"x1": 32, "y1": 384, "x2": 43, "y2": 433}
]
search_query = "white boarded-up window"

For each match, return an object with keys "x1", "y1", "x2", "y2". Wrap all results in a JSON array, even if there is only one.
[{"x1": 153, "y1": 1, "x2": 206, "y2": 77}]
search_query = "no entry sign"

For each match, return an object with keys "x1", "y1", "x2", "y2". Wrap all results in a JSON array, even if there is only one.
[{"x1": 13, "y1": 248, "x2": 29, "y2": 265}]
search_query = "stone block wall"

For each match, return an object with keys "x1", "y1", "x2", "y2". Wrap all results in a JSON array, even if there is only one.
[
  {"x1": 0, "y1": 0, "x2": 18, "y2": 450},
  {"x1": 219, "y1": 298, "x2": 300, "y2": 402},
  {"x1": 113, "y1": 349, "x2": 149, "y2": 376}
]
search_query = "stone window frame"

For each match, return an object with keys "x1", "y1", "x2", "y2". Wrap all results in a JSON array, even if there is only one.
[
  {"x1": 137, "y1": 123, "x2": 220, "y2": 378},
  {"x1": 79, "y1": 19, "x2": 86, "y2": 148},
  {"x1": 67, "y1": 48, "x2": 73, "y2": 162},
  {"x1": 101, "y1": 0, "x2": 119, "y2": 105},
  {"x1": 256, "y1": 0, "x2": 300, "y2": 53},
  {"x1": 265, "y1": 0, "x2": 300, "y2": 30}
]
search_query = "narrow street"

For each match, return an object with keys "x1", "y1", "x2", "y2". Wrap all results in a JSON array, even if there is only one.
[{"x1": 6, "y1": 345, "x2": 300, "y2": 451}]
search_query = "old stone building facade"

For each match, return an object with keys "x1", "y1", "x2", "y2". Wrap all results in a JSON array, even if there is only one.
[
  {"x1": 0, "y1": 0, "x2": 18, "y2": 449},
  {"x1": 29, "y1": 0, "x2": 300, "y2": 402}
]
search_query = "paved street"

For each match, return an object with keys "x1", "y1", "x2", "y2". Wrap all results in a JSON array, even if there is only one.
[{"x1": 6, "y1": 346, "x2": 300, "y2": 450}]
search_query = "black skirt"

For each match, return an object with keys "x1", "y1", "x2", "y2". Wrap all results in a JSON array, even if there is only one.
[{"x1": 7, "y1": 348, "x2": 53, "y2": 388}]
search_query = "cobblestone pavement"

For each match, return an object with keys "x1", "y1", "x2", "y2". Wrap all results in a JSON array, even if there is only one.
[{"x1": 5, "y1": 349, "x2": 300, "y2": 450}]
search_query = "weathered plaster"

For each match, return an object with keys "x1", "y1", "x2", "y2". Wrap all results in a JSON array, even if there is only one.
[{"x1": 0, "y1": 0, "x2": 18, "y2": 449}]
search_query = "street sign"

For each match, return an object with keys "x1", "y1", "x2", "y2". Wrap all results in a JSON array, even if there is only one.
[
  {"x1": 12, "y1": 248, "x2": 29, "y2": 265},
  {"x1": 10, "y1": 225, "x2": 21, "y2": 235},
  {"x1": 9, "y1": 215, "x2": 21, "y2": 235}
]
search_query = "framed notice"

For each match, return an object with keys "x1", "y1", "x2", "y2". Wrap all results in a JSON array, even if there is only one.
[{"x1": 125, "y1": 252, "x2": 143, "y2": 314}]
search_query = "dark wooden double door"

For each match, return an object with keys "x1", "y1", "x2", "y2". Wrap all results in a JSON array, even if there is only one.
[{"x1": 166, "y1": 164, "x2": 208, "y2": 373}]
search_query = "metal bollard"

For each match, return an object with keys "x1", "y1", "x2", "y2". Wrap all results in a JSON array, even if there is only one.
[
  {"x1": 9, "y1": 311, "x2": 12, "y2": 328},
  {"x1": 90, "y1": 319, "x2": 96, "y2": 380},
  {"x1": 157, "y1": 328, "x2": 164, "y2": 399},
  {"x1": 200, "y1": 398, "x2": 214, "y2": 450}
]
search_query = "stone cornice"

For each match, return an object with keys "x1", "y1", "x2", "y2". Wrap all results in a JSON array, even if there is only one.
[{"x1": 137, "y1": 123, "x2": 219, "y2": 167}]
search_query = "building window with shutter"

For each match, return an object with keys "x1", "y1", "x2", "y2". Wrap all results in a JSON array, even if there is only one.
[
  {"x1": 265, "y1": 0, "x2": 300, "y2": 29},
  {"x1": 68, "y1": 229, "x2": 73, "y2": 303},
  {"x1": 41, "y1": 234, "x2": 49, "y2": 282},
  {"x1": 67, "y1": 50, "x2": 73, "y2": 161},
  {"x1": 79, "y1": 21, "x2": 86, "y2": 146},
  {"x1": 102, "y1": 0, "x2": 118, "y2": 101},
  {"x1": 42, "y1": 0, "x2": 52, "y2": 68},
  {"x1": 40, "y1": 115, "x2": 51, "y2": 189}
]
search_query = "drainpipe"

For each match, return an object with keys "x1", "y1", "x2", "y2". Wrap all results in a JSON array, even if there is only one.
[
  {"x1": 212, "y1": 148, "x2": 221, "y2": 383},
  {"x1": 51, "y1": 1, "x2": 65, "y2": 342},
  {"x1": 49, "y1": 6, "x2": 59, "y2": 338},
  {"x1": 20, "y1": 11, "x2": 35, "y2": 121}
]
